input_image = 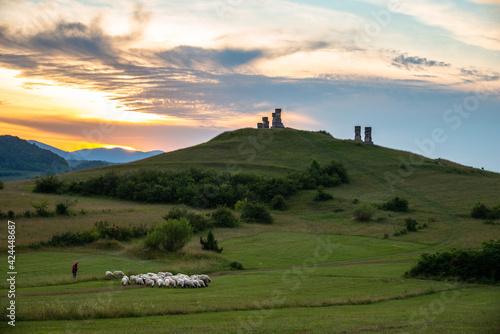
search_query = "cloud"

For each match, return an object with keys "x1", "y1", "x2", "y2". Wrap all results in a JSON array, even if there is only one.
[
  {"x1": 460, "y1": 68, "x2": 500, "y2": 82},
  {"x1": 157, "y1": 46, "x2": 264, "y2": 70},
  {"x1": 392, "y1": 54, "x2": 451, "y2": 70}
]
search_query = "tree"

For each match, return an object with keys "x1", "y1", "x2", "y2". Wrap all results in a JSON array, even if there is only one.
[
  {"x1": 0, "y1": 180, "x2": 4, "y2": 190},
  {"x1": 200, "y1": 230, "x2": 223, "y2": 253},
  {"x1": 241, "y1": 201, "x2": 274, "y2": 224},
  {"x1": 211, "y1": 206, "x2": 239, "y2": 228},
  {"x1": 144, "y1": 218, "x2": 193, "y2": 252},
  {"x1": 55, "y1": 198, "x2": 78, "y2": 215}
]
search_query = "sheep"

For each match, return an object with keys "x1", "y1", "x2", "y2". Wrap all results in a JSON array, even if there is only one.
[
  {"x1": 199, "y1": 274, "x2": 211, "y2": 284},
  {"x1": 197, "y1": 279, "x2": 206, "y2": 288},
  {"x1": 164, "y1": 272, "x2": 173, "y2": 277},
  {"x1": 168, "y1": 278, "x2": 177, "y2": 288},
  {"x1": 105, "y1": 271, "x2": 115, "y2": 278},
  {"x1": 135, "y1": 277, "x2": 144, "y2": 285},
  {"x1": 130, "y1": 275, "x2": 137, "y2": 283},
  {"x1": 156, "y1": 278, "x2": 165, "y2": 288},
  {"x1": 184, "y1": 279, "x2": 196, "y2": 288},
  {"x1": 121, "y1": 276, "x2": 130, "y2": 286},
  {"x1": 177, "y1": 279, "x2": 185, "y2": 288},
  {"x1": 113, "y1": 271, "x2": 125, "y2": 277},
  {"x1": 145, "y1": 279, "x2": 155, "y2": 287}
]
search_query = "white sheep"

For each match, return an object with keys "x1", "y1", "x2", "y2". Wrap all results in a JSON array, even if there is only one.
[
  {"x1": 168, "y1": 278, "x2": 177, "y2": 288},
  {"x1": 184, "y1": 280, "x2": 196, "y2": 288},
  {"x1": 135, "y1": 277, "x2": 144, "y2": 285},
  {"x1": 199, "y1": 275, "x2": 211, "y2": 284},
  {"x1": 145, "y1": 279, "x2": 155, "y2": 287},
  {"x1": 156, "y1": 278, "x2": 165, "y2": 288},
  {"x1": 121, "y1": 276, "x2": 130, "y2": 286},
  {"x1": 113, "y1": 271, "x2": 125, "y2": 277},
  {"x1": 105, "y1": 271, "x2": 115, "y2": 278}
]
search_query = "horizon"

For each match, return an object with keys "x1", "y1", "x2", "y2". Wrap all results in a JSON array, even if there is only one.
[{"x1": 0, "y1": 1, "x2": 499, "y2": 172}]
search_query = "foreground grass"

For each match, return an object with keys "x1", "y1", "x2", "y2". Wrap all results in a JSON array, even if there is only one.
[{"x1": 2, "y1": 286, "x2": 498, "y2": 333}]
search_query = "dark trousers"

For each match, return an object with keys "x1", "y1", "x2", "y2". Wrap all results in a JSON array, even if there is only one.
[{"x1": 72, "y1": 271, "x2": 77, "y2": 278}]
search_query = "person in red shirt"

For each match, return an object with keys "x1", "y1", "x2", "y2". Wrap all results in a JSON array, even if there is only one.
[{"x1": 72, "y1": 262, "x2": 78, "y2": 278}]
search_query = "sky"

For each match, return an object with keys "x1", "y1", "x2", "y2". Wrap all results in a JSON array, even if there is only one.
[{"x1": 0, "y1": 0, "x2": 499, "y2": 171}]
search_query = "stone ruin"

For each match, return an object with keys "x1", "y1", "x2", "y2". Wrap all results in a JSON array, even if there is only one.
[
  {"x1": 257, "y1": 108, "x2": 285, "y2": 129},
  {"x1": 354, "y1": 126, "x2": 373, "y2": 145}
]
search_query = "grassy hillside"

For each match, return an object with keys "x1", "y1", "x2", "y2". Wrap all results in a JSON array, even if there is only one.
[{"x1": 1, "y1": 128, "x2": 499, "y2": 333}]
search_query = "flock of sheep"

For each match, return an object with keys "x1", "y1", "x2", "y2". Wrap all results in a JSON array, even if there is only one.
[{"x1": 105, "y1": 270, "x2": 211, "y2": 288}]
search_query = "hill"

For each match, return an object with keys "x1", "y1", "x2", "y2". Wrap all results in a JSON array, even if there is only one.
[
  {"x1": 0, "y1": 135, "x2": 70, "y2": 181},
  {"x1": 28, "y1": 140, "x2": 164, "y2": 163},
  {"x1": 67, "y1": 127, "x2": 494, "y2": 181}
]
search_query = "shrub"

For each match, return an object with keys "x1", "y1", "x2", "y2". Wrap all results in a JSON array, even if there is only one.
[
  {"x1": 405, "y1": 240, "x2": 500, "y2": 283},
  {"x1": 145, "y1": 218, "x2": 193, "y2": 252},
  {"x1": 271, "y1": 195, "x2": 287, "y2": 210},
  {"x1": 200, "y1": 230, "x2": 223, "y2": 253},
  {"x1": 229, "y1": 261, "x2": 244, "y2": 270},
  {"x1": 163, "y1": 207, "x2": 211, "y2": 232},
  {"x1": 0, "y1": 210, "x2": 7, "y2": 219},
  {"x1": 234, "y1": 198, "x2": 248, "y2": 212},
  {"x1": 0, "y1": 180, "x2": 4, "y2": 190},
  {"x1": 30, "y1": 198, "x2": 51, "y2": 217},
  {"x1": 211, "y1": 206, "x2": 238, "y2": 228},
  {"x1": 471, "y1": 201, "x2": 489, "y2": 219},
  {"x1": 382, "y1": 196, "x2": 409, "y2": 212},
  {"x1": 393, "y1": 228, "x2": 407, "y2": 237},
  {"x1": 241, "y1": 201, "x2": 274, "y2": 224},
  {"x1": 55, "y1": 199, "x2": 78, "y2": 216},
  {"x1": 405, "y1": 218, "x2": 418, "y2": 232},
  {"x1": 353, "y1": 204, "x2": 375, "y2": 222},
  {"x1": 314, "y1": 186, "x2": 333, "y2": 201},
  {"x1": 34, "y1": 174, "x2": 63, "y2": 193},
  {"x1": 7, "y1": 210, "x2": 15, "y2": 219},
  {"x1": 23, "y1": 210, "x2": 32, "y2": 218}
]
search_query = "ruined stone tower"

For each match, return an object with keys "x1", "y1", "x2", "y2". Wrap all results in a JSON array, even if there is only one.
[
  {"x1": 364, "y1": 127, "x2": 373, "y2": 145},
  {"x1": 257, "y1": 117, "x2": 270, "y2": 128},
  {"x1": 271, "y1": 108, "x2": 284, "y2": 128},
  {"x1": 354, "y1": 126, "x2": 362, "y2": 141}
]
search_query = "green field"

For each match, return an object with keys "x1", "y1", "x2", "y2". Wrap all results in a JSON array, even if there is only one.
[{"x1": 1, "y1": 128, "x2": 499, "y2": 333}]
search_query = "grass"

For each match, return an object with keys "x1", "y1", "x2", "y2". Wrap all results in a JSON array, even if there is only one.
[{"x1": 0, "y1": 128, "x2": 499, "y2": 333}]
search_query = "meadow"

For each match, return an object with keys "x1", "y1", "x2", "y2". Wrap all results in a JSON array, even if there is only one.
[{"x1": 1, "y1": 128, "x2": 499, "y2": 333}]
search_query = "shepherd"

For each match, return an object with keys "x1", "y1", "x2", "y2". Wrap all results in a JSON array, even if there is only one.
[{"x1": 72, "y1": 261, "x2": 79, "y2": 278}]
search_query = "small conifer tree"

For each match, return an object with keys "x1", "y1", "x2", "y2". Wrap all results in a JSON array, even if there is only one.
[{"x1": 200, "y1": 230, "x2": 223, "y2": 253}]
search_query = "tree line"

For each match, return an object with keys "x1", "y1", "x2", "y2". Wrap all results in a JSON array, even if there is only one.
[{"x1": 34, "y1": 159, "x2": 349, "y2": 208}]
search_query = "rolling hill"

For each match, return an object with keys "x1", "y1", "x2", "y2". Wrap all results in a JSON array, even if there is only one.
[{"x1": 0, "y1": 135, "x2": 70, "y2": 181}]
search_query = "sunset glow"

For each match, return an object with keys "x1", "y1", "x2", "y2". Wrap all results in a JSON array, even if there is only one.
[{"x1": 0, "y1": 0, "x2": 499, "y2": 171}]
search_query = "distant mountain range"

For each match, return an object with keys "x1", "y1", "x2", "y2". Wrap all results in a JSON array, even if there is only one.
[{"x1": 28, "y1": 140, "x2": 164, "y2": 164}]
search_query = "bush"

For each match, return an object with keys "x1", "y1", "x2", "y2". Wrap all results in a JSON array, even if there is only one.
[
  {"x1": 163, "y1": 207, "x2": 211, "y2": 233},
  {"x1": 353, "y1": 204, "x2": 375, "y2": 222},
  {"x1": 393, "y1": 228, "x2": 407, "y2": 236},
  {"x1": 23, "y1": 210, "x2": 32, "y2": 218},
  {"x1": 145, "y1": 218, "x2": 193, "y2": 252},
  {"x1": 382, "y1": 196, "x2": 409, "y2": 212},
  {"x1": 271, "y1": 195, "x2": 287, "y2": 210},
  {"x1": 0, "y1": 180, "x2": 4, "y2": 190},
  {"x1": 34, "y1": 174, "x2": 63, "y2": 193},
  {"x1": 30, "y1": 198, "x2": 51, "y2": 217},
  {"x1": 211, "y1": 206, "x2": 238, "y2": 228},
  {"x1": 314, "y1": 186, "x2": 333, "y2": 201},
  {"x1": 55, "y1": 199, "x2": 78, "y2": 216},
  {"x1": 200, "y1": 230, "x2": 223, "y2": 253},
  {"x1": 241, "y1": 201, "x2": 274, "y2": 224},
  {"x1": 405, "y1": 240, "x2": 500, "y2": 283},
  {"x1": 7, "y1": 210, "x2": 15, "y2": 219},
  {"x1": 229, "y1": 261, "x2": 244, "y2": 270},
  {"x1": 471, "y1": 201, "x2": 489, "y2": 219},
  {"x1": 405, "y1": 218, "x2": 418, "y2": 232}
]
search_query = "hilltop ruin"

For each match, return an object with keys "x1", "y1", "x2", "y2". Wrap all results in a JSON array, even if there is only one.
[{"x1": 257, "y1": 108, "x2": 285, "y2": 129}]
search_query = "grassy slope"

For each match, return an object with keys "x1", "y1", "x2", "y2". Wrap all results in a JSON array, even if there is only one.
[{"x1": 1, "y1": 128, "x2": 500, "y2": 333}]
